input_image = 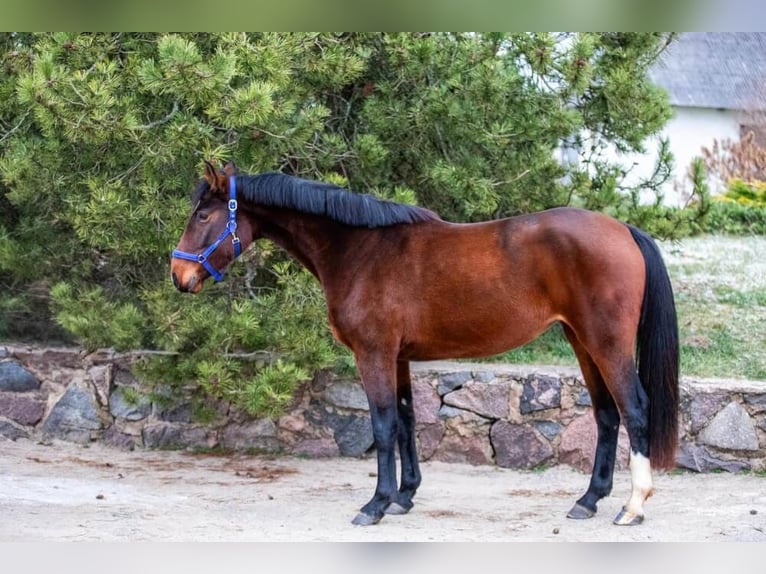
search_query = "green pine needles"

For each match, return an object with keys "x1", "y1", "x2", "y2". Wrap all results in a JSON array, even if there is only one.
[{"x1": 0, "y1": 33, "x2": 722, "y2": 417}]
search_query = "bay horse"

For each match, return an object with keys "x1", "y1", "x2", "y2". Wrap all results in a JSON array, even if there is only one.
[{"x1": 171, "y1": 161, "x2": 679, "y2": 528}]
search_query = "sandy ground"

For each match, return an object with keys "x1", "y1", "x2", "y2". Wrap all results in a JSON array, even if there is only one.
[{"x1": 1, "y1": 438, "x2": 764, "y2": 542}]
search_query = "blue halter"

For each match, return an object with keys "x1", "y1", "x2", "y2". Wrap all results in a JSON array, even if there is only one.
[{"x1": 171, "y1": 177, "x2": 241, "y2": 282}]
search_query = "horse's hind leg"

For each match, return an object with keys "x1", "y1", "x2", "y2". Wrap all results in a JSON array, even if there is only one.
[
  {"x1": 610, "y1": 367, "x2": 652, "y2": 526},
  {"x1": 385, "y1": 360, "x2": 421, "y2": 515},
  {"x1": 592, "y1": 354, "x2": 653, "y2": 526},
  {"x1": 562, "y1": 325, "x2": 621, "y2": 520}
]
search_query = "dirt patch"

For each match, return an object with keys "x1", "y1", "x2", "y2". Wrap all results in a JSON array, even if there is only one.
[
  {"x1": 231, "y1": 465, "x2": 298, "y2": 482},
  {"x1": 1, "y1": 438, "x2": 765, "y2": 541}
]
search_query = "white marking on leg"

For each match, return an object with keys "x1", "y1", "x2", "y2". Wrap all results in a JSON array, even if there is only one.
[{"x1": 624, "y1": 451, "x2": 653, "y2": 517}]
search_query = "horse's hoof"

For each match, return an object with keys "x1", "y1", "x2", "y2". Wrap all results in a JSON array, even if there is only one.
[
  {"x1": 352, "y1": 512, "x2": 382, "y2": 526},
  {"x1": 385, "y1": 501, "x2": 412, "y2": 515},
  {"x1": 613, "y1": 507, "x2": 644, "y2": 526},
  {"x1": 566, "y1": 503, "x2": 596, "y2": 520}
]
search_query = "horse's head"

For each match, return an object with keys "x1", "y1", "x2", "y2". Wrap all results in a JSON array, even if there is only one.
[{"x1": 170, "y1": 161, "x2": 255, "y2": 293}]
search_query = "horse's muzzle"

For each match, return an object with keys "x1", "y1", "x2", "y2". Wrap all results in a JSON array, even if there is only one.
[{"x1": 171, "y1": 270, "x2": 200, "y2": 293}]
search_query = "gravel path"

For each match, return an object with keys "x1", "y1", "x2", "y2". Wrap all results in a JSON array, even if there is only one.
[{"x1": 1, "y1": 439, "x2": 764, "y2": 542}]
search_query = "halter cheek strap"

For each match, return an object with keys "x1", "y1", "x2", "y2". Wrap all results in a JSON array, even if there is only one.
[{"x1": 171, "y1": 177, "x2": 241, "y2": 282}]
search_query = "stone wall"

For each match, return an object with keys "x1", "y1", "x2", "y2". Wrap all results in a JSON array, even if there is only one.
[{"x1": 1, "y1": 344, "x2": 765, "y2": 473}]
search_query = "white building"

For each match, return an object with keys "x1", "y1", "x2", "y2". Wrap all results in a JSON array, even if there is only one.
[{"x1": 615, "y1": 33, "x2": 766, "y2": 205}]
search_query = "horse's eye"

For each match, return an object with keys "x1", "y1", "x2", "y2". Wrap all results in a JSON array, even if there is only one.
[{"x1": 196, "y1": 211, "x2": 210, "y2": 223}]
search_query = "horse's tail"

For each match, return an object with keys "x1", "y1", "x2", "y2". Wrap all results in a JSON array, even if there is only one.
[{"x1": 627, "y1": 225, "x2": 679, "y2": 470}]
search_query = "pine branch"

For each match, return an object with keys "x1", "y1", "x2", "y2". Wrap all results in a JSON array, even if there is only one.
[
  {"x1": 0, "y1": 111, "x2": 29, "y2": 145},
  {"x1": 132, "y1": 101, "x2": 179, "y2": 130}
]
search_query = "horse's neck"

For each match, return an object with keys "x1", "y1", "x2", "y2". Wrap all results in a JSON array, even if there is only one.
[{"x1": 252, "y1": 207, "x2": 357, "y2": 284}]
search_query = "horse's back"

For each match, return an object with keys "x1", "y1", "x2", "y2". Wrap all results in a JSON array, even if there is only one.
[{"x1": 410, "y1": 206, "x2": 641, "y2": 296}]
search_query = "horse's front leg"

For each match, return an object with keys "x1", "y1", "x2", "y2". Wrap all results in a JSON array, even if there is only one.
[{"x1": 352, "y1": 352, "x2": 399, "y2": 526}]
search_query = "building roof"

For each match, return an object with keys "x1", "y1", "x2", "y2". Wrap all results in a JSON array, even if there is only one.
[{"x1": 649, "y1": 32, "x2": 766, "y2": 111}]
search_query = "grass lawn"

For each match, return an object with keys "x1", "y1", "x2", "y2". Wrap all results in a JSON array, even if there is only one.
[{"x1": 490, "y1": 235, "x2": 766, "y2": 381}]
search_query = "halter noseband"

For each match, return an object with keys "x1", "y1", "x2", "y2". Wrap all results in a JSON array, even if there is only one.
[{"x1": 171, "y1": 177, "x2": 241, "y2": 282}]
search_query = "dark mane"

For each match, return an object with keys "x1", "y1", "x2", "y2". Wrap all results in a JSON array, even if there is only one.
[{"x1": 237, "y1": 173, "x2": 440, "y2": 228}]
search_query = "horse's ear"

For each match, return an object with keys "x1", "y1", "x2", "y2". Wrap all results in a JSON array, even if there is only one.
[
  {"x1": 222, "y1": 161, "x2": 238, "y2": 177},
  {"x1": 203, "y1": 160, "x2": 218, "y2": 187},
  {"x1": 203, "y1": 160, "x2": 227, "y2": 195}
]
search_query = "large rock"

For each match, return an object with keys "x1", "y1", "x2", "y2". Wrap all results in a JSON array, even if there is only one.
[
  {"x1": 491, "y1": 421, "x2": 553, "y2": 469},
  {"x1": 743, "y1": 393, "x2": 766, "y2": 414},
  {"x1": 438, "y1": 405, "x2": 466, "y2": 419},
  {"x1": 42, "y1": 381, "x2": 102, "y2": 443},
  {"x1": 0, "y1": 418, "x2": 29, "y2": 441},
  {"x1": 103, "y1": 425, "x2": 137, "y2": 451},
  {"x1": 113, "y1": 366, "x2": 139, "y2": 387},
  {"x1": 221, "y1": 419, "x2": 279, "y2": 452},
  {"x1": 532, "y1": 420, "x2": 562, "y2": 441},
  {"x1": 676, "y1": 443, "x2": 751, "y2": 472},
  {"x1": 154, "y1": 402, "x2": 194, "y2": 423},
  {"x1": 440, "y1": 406, "x2": 491, "y2": 432},
  {"x1": 520, "y1": 374, "x2": 561, "y2": 414},
  {"x1": 334, "y1": 415, "x2": 374, "y2": 457},
  {"x1": 558, "y1": 413, "x2": 630, "y2": 472},
  {"x1": 306, "y1": 404, "x2": 351, "y2": 429},
  {"x1": 278, "y1": 413, "x2": 307, "y2": 433},
  {"x1": 0, "y1": 392, "x2": 45, "y2": 426},
  {"x1": 437, "y1": 371, "x2": 472, "y2": 396},
  {"x1": 558, "y1": 414, "x2": 597, "y2": 472},
  {"x1": 109, "y1": 387, "x2": 152, "y2": 421},
  {"x1": 432, "y1": 408, "x2": 492, "y2": 465},
  {"x1": 291, "y1": 437, "x2": 340, "y2": 458},
  {"x1": 0, "y1": 361, "x2": 41, "y2": 392},
  {"x1": 472, "y1": 371, "x2": 496, "y2": 383},
  {"x1": 322, "y1": 381, "x2": 369, "y2": 411},
  {"x1": 8, "y1": 347, "x2": 83, "y2": 372},
  {"x1": 689, "y1": 392, "x2": 728, "y2": 433},
  {"x1": 304, "y1": 403, "x2": 374, "y2": 456},
  {"x1": 432, "y1": 432, "x2": 493, "y2": 465},
  {"x1": 575, "y1": 389, "x2": 592, "y2": 407},
  {"x1": 141, "y1": 422, "x2": 181, "y2": 449},
  {"x1": 142, "y1": 421, "x2": 215, "y2": 450},
  {"x1": 416, "y1": 422, "x2": 445, "y2": 460},
  {"x1": 443, "y1": 381, "x2": 511, "y2": 420},
  {"x1": 412, "y1": 379, "x2": 441, "y2": 424},
  {"x1": 699, "y1": 401, "x2": 759, "y2": 451}
]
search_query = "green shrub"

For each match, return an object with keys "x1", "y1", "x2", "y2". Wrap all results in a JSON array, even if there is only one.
[
  {"x1": 671, "y1": 165, "x2": 766, "y2": 236},
  {"x1": 722, "y1": 178, "x2": 766, "y2": 207},
  {"x1": 134, "y1": 260, "x2": 350, "y2": 418},
  {"x1": 696, "y1": 179, "x2": 766, "y2": 235},
  {"x1": 50, "y1": 283, "x2": 145, "y2": 351}
]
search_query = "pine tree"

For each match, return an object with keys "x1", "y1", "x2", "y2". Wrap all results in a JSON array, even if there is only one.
[{"x1": 0, "y1": 33, "x2": 700, "y2": 416}]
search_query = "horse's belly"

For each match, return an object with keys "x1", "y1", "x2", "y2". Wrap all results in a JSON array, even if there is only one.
[{"x1": 402, "y1": 308, "x2": 553, "y2": 361}]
